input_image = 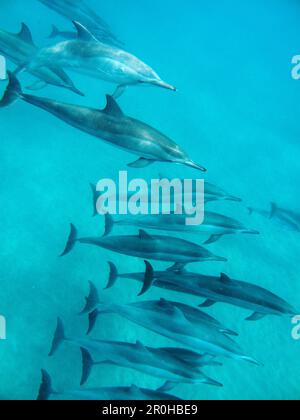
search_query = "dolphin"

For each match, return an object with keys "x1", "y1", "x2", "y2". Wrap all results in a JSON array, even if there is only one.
[
  {"x1": 38, "y1": 0, "x2": 121, "y2": 46},
  {"x1": 49, "y1": 318, "x2": 222, "y2": 388},
  {"x1": 82, "y1": 284, "x2": 259, "y2": 365},
  {"x1": 107, "y1": 261, "x2": 298, "y2": 321},
  {"x1": 28, "y1": 21, "x2": 176, "y2": 98},
  {"x1": 94, "y1": 276, "x2": 238, "y2": 336},
  {"x1": 60, "y1": 224, "x2": 227, "y2": 264},
  {"x1": 0, "y1": 73, "x2": 205, "y2": 172},
  {"x1": 37, "y1": 369, "x2": 181, "y2": 401},
  {"x1": 248, "y1": 203, "x2": 300, "y2": 232},
  {"x1": 103, "y1": 212, "x2": 259, "y2": 245},
  {"x1": 0, "y1": 23, "x2": 83, "y2": 95}
]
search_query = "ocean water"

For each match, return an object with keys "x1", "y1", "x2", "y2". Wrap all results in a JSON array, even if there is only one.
[{"x1": 0, "y1": 0, "x2": 300, "y2": 401}]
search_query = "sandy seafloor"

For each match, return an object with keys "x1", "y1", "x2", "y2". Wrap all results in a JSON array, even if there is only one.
[{"x1": 0, "y1": 0, "x2": 300, "y2": 400}]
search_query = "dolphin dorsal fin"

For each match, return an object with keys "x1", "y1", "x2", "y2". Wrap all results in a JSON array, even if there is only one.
[
  {"x1": 17, "y1": 23, "x2": 35, "y2": 46},
  {"x1": 103, "y1": 95, "x2": 124, "y2": 118},
  {"x1": 135, "y1": 340, "x2": 148, "y2": 353},
  {"x1": 73, "y1": 21, "x2": 97, "y2": 42},
  {"x1": 220, "y1": 273, "x2": 231, "y2": 284},
  {"x1": 139, "y1": 230, "x2": 153, "y2": 240}
]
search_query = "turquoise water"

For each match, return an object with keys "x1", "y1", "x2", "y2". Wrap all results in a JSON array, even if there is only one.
[{"x1": 0, "y1": 0, "x2": 300, "y2": 400}]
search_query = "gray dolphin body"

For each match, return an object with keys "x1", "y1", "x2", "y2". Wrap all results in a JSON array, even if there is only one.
[
  {"x1": 104, "y1": 211, "x2": 259, "y2": 245},
  {"x1": 85, "y1": 292, "x2": 258, "y2": 364},
  {"x1": 38, "y1": 370, "x2": 181, "y2": 401},
  {"x1": 1, "y1": 73, "x2": 205, "y2": 171},
  {"x1": 60, "y1": 224, "x2": 227, "y2": 264},
  {"x1": 0, "y1": 24, "x2": 83, "y2": 95},
  {"x1": 49, "y1": 318, "x2": 222, "y2": 388},
  {"x1": 108, "y1": 262, "x2": 297, "y2": 321},
  {"x1": 248, "y1": 203, "x2": 300, "y2": 232},
  {"x1": 38, "y1": 0, "x2": 121, "y2": 46},
  {"x1": 29, "y1": 22, "x2": 176, "y2": 97}
]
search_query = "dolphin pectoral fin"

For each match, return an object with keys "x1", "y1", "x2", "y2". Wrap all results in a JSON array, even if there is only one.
[
  {"x1": 199, "y1": 299, "x2": 216, "y2": 308},
  {"x1": 26, "y1": 80, "x2": 48, "y2": 91},
  {"x1": 138, "y1": 261, "x2": 154, "y2": 296},
  {"x1": 245, "y1": 312, "x2": 267, "y2": 321},
  {"x1": 203, "y1": 234, "x2": 223, "y2": 245},
  {"x1": 112, "y1": 85, "x2": 127, "y2": 99},
  {"x1": 157, "y1": 381, "x2": 177, "y2": 393},
  {"x1": 128, "y1": 158, "x2": 155, "y2": 168}
]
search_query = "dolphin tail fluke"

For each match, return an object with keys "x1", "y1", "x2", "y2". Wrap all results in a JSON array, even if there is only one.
[
  {"x1": 104, "y1": 261, "x2": 119, "y2": 289},
  {"x1": 49, "y1": 317, "x2": 66, "y2": 357},
  {"x1": 80, "y1": 281, "x2": 100, "y2": 315},
  {"x1": 80, "y1": 347, "x2": 95, "y2": 386},
  {"x1": 0, "y1": 71, "x2": 22, "y2": 108},
  {"x1": 138, "y1": 261, "x2": 155, "y2": 296},
  {"x1": 37, "y1": 370, "x2": 58, "y2": 400},
  {"x1": 60, "y1": 224, "x2": 78, "y2": 257},
  {"x1": 87, "y1": 309, "x2": 100, "y2": 335},
  {"x1": 103, "y1": 213, "x2": 114, "y2": 236},
  {"x1": 48, "y1": 24, "x2": 60, "y2": 39}
]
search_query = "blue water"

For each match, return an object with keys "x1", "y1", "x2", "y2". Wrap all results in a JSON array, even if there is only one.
[{"x1": 0, "y1": 0, "x2": 300, "y2": 400}]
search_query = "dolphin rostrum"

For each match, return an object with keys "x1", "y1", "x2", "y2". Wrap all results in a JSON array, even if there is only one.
[
  {"x1": 37, "y1": 369, "x2": 181, "y2": 401},
  {"x1": 82, "y1": 283, "x2": 259, "y2": 365},
  {"x1": 0, "y1": 23, "x2": 83, "y2": 95},
  {"x1": 49, "y1": 318, "x2": 222, "y2": 388},
  {"x1": 107, "y1": 261, "x2": 297, "y2": 321},
  {"x1": 38, "y1": 0, "x2": 121, "y2": 47},
  {"x1": 0, "y1": 73, "x2": 205, "y2": 171},
  {"x1": 60, "y1": 224, "x2": 227, "y2": 265},
  {"x1": 103, "y1": 211, "x2": 259, "y2": 245},
  {"x1": 29, "y1": 21, "x2": 176, "y2": 98}
]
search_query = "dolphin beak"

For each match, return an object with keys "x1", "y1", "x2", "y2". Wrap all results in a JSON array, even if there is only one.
[
  {"x1": 226, "y1": 195, "x2": 243, "y2": 202},
  {"x1": 185, "y1": 160, "x2": 207, "y2": 172},
  {"x1": 152, "y1": 80, "x2": 177, "y2": 92}
]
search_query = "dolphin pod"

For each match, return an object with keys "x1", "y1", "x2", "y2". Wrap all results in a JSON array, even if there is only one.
[
  {"x1": 106, "y1": 261, "x2": 298, "y2": 321},
  {"x1": 60, "y1": 224, "x2": 227, "y2": 264},
  {"x1": 37, "y1": 369, "x2": 181, "y2": 400},
  {"x1": 81, "y1": 282, "x2": 259, "y2": 365},
  {"x1": 38, "y1": 0, "x2": 122, "y2": 47},
  {"x1": 103, "y1": 211, "x2": 259, "y2": 245},
  {"x1": 28, "y1": 21, "x2": 176, "y2": 98},
  {"x1": 0, "y1": 72, "x2": 205, "y2": 172},
  {"x1": 49, "y1": 318, "x2": 223, "y2": 388},
  {"x1": 0, "y1": 23, "x2": 83, "y2": 95}
]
